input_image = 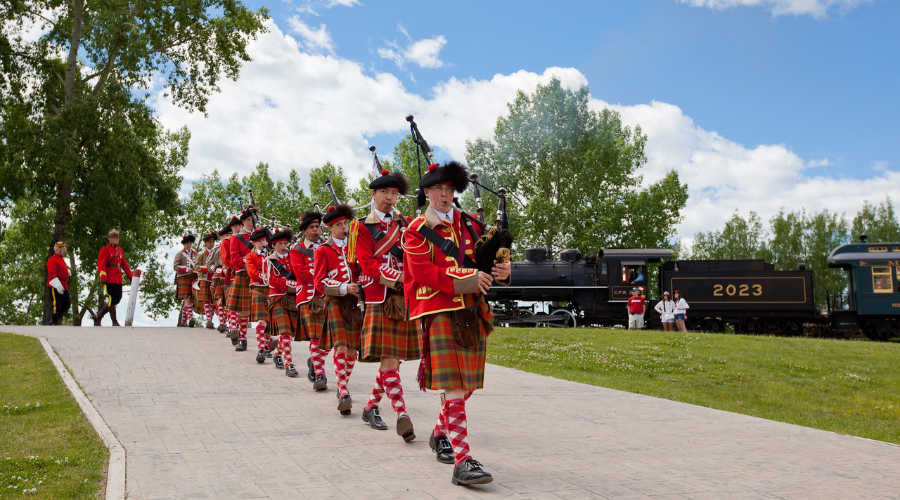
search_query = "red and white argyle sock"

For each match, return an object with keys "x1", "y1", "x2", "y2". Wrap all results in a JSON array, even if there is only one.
[
  {"x1": 238, "y1": 316, "x2": 249, "y2": 340},
  {"x1": 217, "y1": 304, "x2": 225, "y2": 322},
  {"x1": 255, "y1": 323, "x2": 267, "y2": 350},
  {"x1": 309, "y1": 339, "x2": 327, "y2": 377},
  {"x1": 228, "y1": 311, "x2": 237, "y2": 331},
  {"x1": 281, "y1": 334, "x2": 293, "y2": 365},
  {"x1": 204, "y1": 303, "x2": 214, "y2": 323},
  {"x1": 183, "y1": 304, "x2": 193, "y2": 323},
  {"x1": 366, "y1": 368, "x2": 385, "y2": 411},
  {"x1": 434, "y1": 390, "x2": 472, "y2": 437},
  {"x1": 334, "y1": 351, "x2": 349, "y2": 397},
  {"x1": 382, "y1": 369, "x2": 408, "y2": 419},
  {"x1": 346, "y1": 351, "x2": 358, "y2": 379},
  {"x1": 444, "y1": 398, "x2": 472, "y2": 466}
]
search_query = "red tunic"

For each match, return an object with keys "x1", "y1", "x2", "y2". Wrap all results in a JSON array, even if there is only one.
[
  {"x1": 219, "y1": 236, "x2": 232, "y2": 285},
  {"x1": 246, "y1": 250, "x2": 267, "y2": 286},
  {"x1": 354, "y1": 210, "x2": 412, "y2": 304},
  {"x1": 267, "y1": 252, "x2": 294, "y2": 298},
  {"x1": 289, "y1": 240, "x2": 319, "y2": 304},
  {"x1": 313, "y1": 238, "x2": 358, "y2": 297},
  {"x1": 97, "y1": 244, "x2": 132, "y2": 284},
  {"x1": 228, "y1": 232, "x2": 252, "y2": 273},
  {"x1": 47, "y1": 253, "x2": 70, "y2": 290}
]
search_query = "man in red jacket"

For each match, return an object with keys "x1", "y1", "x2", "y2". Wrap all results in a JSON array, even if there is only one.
[
  {"x1": 266, "y1": 228, "x2": 300, "y2": 377},
  {"x1": 402, "y1": 161, "x2": 510, "y2": 486},
  {"x1": 226, "y1": 210, "x2": 255, "y2": 350},
  {"x1": 47, "y1": 240, "x2": 71, "y2": 325},
  {"x1": 220, "y1": 216, "x2": 241, "y2": 337},
  {"x1": 289, "y1": 210, "x2": 327, "y2": 390},
  {"x1": 95, "y1": 229, "x2": 134, "y2": 326},
  {"x1": 246, "y1": 228, "x2": 271, "y2": 356}
]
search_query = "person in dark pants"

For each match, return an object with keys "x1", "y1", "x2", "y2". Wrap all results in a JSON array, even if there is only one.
[
  {"x1": 47, "y1": 241, "x2": 71, "y2": 325},
  {"x1": 95, "y1": 229, "x2": 134, "y2": 326}
]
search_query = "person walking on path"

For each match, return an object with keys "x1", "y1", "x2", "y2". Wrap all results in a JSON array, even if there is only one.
[
  {"x1": 674, "y1": 290, "x2": 690, "y2": 332},
  {"x1": 95, "y1": 229, "x2": 134, "y2": 326},
  {"x1": 221, "y1": 216, "x2": 241, "y2": 337},
  {"x1": 173, "y1": 234, "x2": 198, "y2": 327},
  {"x1": 265, "y1": 228, "x2": 300, "y2": 377},
  {"x1": 654, "y1": 291, "x2": 676, "y2": 331},
  {"x1": 210, "y1": 226, "x2": 230, "y2": 332},
  {"x1": 246, "y1": 228, "x2": 272, "y2": 358},
  {"x1": 47, "y1": 240, "x2": 71, "y2": 325},
  {"x1": 193, "y1": 232, "x2": 218, "y2": 329},
  {"x1": 402, "y1": 160, "x2": 511, "y2": 486},
  {"x1": 627, "y1": 288, "x2": 646, "y2": 330},
  {"x1": 226, "y1": 210, "x2": 255, "y2": 350},
  {"x1": 290, "y1": 210, "x2": 327, "y2": 390}
]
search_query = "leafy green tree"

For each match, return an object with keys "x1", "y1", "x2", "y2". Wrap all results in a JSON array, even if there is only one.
[
  {"x1": 465, "y1": 77, "x2": 687, "y2": 257},
  {"x1": 852, "y1": 198, "x2": 900, "y2": 243},
  {"x1": 309, "y1": 162, "x2": 351, "y2": 210},
  {"x1": 689, "y1": 211, "x2": 771, "y2": 261}
]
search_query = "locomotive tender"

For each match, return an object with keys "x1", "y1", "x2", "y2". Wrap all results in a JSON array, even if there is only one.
[{"x1": 488, "y1": 239, "x2": 900, "y2": 340}]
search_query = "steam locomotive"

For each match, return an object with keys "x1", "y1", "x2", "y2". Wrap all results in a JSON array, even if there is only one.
[{"x1": 487, "y1": 239, "x2": 900, "y2": 341}]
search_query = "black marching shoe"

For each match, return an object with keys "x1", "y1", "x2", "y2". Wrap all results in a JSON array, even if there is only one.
[
  {"x1": 452, "y1": 459, "x2": 493, "y2": 486},
  {"x1": 361, "y1": 407, "x2": 387, "y2": 430},
  {"x1": 188, "y1": 318, "x2": 195, "y2": 327},
  {"x1": 177, "y1": 323, "x2": 187, "y2": 328},
  {"x1": 217, "y1": 323, "x2": 227, "y2": 333},
  {"x1": 256, "y1": 349, "x2": 266, "y2": 364},
  {"x1": 285, "y1": 363, "x2": 299, "y2": 378},
  {"x1": 429, "y1": 434, "x2": 455, "y2": 464},
  {"x1": 313, "y1": 374, "x2": 327, "y2": 391},
  {"x1": 229, "y1": 330, "x2": 240, "y2": 345},
  {"x1": 264, "y1": 348, "x2": 273, "y2": 359},
  {"x1": 273, "y1": 355, "x2": 285, "y2": 370},
  {"x1": 235, "y1": 340, "x2": 247, "y2": 352},
  {"x1": 206, "y1": 322, "x2": 215, "y2": 330},
  {"x1": 306, "y1": 358, "x2": 316, "y2": 382},
  {"x1": 337, "y1": 394, "x2": 352, "y2": 415},
  {"x1": 396, "y1": 415, "x2": 416, "y2": 442}
]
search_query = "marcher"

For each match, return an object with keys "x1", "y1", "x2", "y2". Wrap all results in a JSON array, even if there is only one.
[
  {"x1": 246, "y1": 228, "x2": 272, "y2": 361},
  {"x1": 47, "y1": 241, "x2": 71, "y2": 325},
  {"x1": 314, "y1": 204, "x2": 361, "y2": 415},
  {"x1": 654, "y1": 291, "x2": 675, "y2": 331},
  {"x1": 173, "y1": 235, "x2": 198, "y2": 327},
  {"x1": 210, "y1": 228, "x2": 230, "y2": 331},
  {"x1": 221, "y1": 217, "x2": 241, "y2": 337},
  {"x1": 265, "y1": 228, "x2": 300, "y2": 377},
  {"x1": 402, "y1": 161, "x2": 511, "y2": 486},
  {"x1": 352, "y1": 170, "x2": 419, "y2": 442},
  {"x1": 226, "y1": 210, "x2": 255, "y2": 351},
  {"x1": 193, "y1": 232, "x2": 218, "y2": 329},
  {"x1": 626, "y1": 288, "x2": 646, "y2": 330},
  {"x1": 95, "y1": 229, "x2": 134, "y2": 326},
  {"x1": 674, "y1": 290, "x2": 690, "y2": 332},
  {"x1": 289, "y1": 211, "x2": 327, "y2": 390}
]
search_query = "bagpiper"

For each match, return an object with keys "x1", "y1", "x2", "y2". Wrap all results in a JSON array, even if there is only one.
[
  {"x1": 265, "y1": 228, "x2": 300, "y2": 377},
  {"x1": 402, "y1": 161, "x2": 511, "y2": 486},
  {"x1": 221, "y1": 216, "x2": 242, "y2": 337},
  {"x1": 246, "y1": 227, "x2": 272, "y2": 359},
  {"x1": 314, "y1": 204, "x2": 361, "y2": 415},
  {"x1": 351, "y1": 170, "x2": 419, "y2": 442},
  {"x1": 95, "y1": 229, "x2": 135, "y2": 327},
  {"x1": 289, "y1": 211, "x2": 328, "y2": 390},
  {"x1": 209, "y1": 226, "x2": 231, "y2": 332},
  {"x1": 193, "y1": 232, "x2": 218, "y2": 329},
  {"x1": 174, "y1": 235, "x2": 198, "y2": 327},
  {"x1": 47, "y1": 240, "x2": 71, "y2": 325},
  {"x1": 226, "y1": 210, "x2": 255, "y2": 351}
]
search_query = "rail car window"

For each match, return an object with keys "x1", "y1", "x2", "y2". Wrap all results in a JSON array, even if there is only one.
[
  {"x1": 601, "y1": 262, "x2": 607, "y2": 275},
  {"x1": 868, "y1": 246, "x2": 888, "y2": 253},
  {"x1": 872, "y1": 267, "x2": 893, "y2": 293}
]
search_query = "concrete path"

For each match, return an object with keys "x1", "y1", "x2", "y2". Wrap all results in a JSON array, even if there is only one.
[{"x1": 5, "y1": 325, "x2": 900, "y2": 500}]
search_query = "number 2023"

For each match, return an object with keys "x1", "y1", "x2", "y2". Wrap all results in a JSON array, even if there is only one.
[{"x1": 713, "y1": 284, "x2": 762, "y2": 297}]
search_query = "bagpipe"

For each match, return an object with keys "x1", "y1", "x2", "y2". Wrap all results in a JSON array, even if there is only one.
[{"x1": 405, "y1": 114, "x2": 514, "y2": 274}]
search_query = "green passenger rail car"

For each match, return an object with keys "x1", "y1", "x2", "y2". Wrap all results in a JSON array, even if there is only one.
[{"x1": 827, "y1": 240, "x2": 900, "y2": 340}]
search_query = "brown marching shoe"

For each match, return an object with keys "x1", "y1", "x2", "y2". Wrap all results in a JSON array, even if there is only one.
[{"x1": 396, "y1": 415, "x2": 416, "y2": 442}]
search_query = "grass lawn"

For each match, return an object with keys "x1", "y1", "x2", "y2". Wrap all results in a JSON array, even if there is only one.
[
  {"x1": 487, "y1": 327, "x2": 900, "y2": 444},
  {"x1": 0, "y1": 332, "x2": 108, "y2": 499}
]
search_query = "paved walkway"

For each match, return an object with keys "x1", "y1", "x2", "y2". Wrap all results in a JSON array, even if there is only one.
[{"x1": 5, "y1": 325, "x2": 900, "y2": 500}]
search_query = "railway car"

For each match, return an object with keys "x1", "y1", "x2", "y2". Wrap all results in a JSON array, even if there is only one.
[{"x1": 827, "y1": 240, "x2": 900, "y2": 340}]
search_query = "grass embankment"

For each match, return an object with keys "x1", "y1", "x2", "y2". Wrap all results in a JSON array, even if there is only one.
[
  {"x1": 0, "y1": 332, "x2": 108, "y2": 499},
  {"x1": 488, "y1": 327, "x2": 900, "y2": 444}
]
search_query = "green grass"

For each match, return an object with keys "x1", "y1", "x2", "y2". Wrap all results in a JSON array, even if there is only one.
[
  {"x1": 488, "y1": 327, "x2": 900, "y2": 444},
  {"x1": 0, "y1": 332, "x2": 108, "y2": 499}
]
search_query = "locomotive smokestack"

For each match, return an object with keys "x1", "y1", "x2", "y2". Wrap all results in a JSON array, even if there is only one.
[{"x1": 859, "y1": 233, "x2": 868, "y2": 243}]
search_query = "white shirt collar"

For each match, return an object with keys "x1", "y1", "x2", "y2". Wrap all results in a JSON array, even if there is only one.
[
  {"x1": 374, "y1": 208, "x2": 393, "y2": 223},
  {"x1": 434, "y1": 208, "x2": 453, "y2": 222},
  {"x1": 276, "y1": 251, "x2": 287, "y2": 258},
  {"x1": 334, "y1": 237, "x2": 347, "y2": 248},
  {"x1": 305, "y1": 239, "x2": 320, "y2": 248}
]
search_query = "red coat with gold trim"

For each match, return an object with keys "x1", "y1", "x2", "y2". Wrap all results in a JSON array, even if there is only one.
[
  {"x1": 228, "y1": 232, "x2": 253, "y2": 274},
  {"x1": 313, "y1": 237, "x2": 358, "y2": 297},
  {"x1": 289, "y1": 239, "x2": 320, "y2": 304},
  {"x1": 47, "y1": 253, "x2": 70, "y2": 290},
  {"x1": 266, "y1": 252, "x2": 296, "y2": 298},
  {"x1": 402, "y1": 207, "x2": 484, "y2": 320},
  {"x1": 354, "y1": 210, "x2": 413, "y2": 304},
  {"x1": 245, "y1": 249, "x2": 267, "y2": 286},
  {"x1": 97, "y1": 244, "x2": 133, "y2": 284}
]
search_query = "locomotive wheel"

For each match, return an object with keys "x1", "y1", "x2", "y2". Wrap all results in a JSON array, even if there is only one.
[
  {"x1": 703, "y1": 319, "x2": 723, "y2": 333},
  {"x1": 549, "y1": 309, "x2": 577, "y2": 328},
  {"x1": 745, "y1": 321, "x2": 762, "y2": 335},
  {"x1": 863, "y1": 320, "x2": 893, "y2": 342}
]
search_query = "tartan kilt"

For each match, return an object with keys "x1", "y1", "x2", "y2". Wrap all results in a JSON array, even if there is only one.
[
  {"x1": 250, "y1": 286, "x2": 269, "y2": 322},
  {"x1": 196, "y1": 280, "x2": 212, "y2": 303},
  {"x1": 421, "y1": 311, "x2": 490, "y2": 392},
  {"x1": 175, "y1": 275, "x2": 195, "y2": 301},
  {"x1": 359, "y1": 303, "x2": 420, "y2": 362},
  {"x1": 294, "y1": 302, "x2": 324, "y2": 342},
  {"x1": 211, "y1": 278, "x2": 225, "y2": 301},
  {"x1": 225, "y1": 272, "x2": 251, "y2": 315},
  {"x1": 319, "y1": 297, "x2": 361, "y2": 351},
  {"x1": 267, "y1": 296, "x2": 297, "y2": 337}
]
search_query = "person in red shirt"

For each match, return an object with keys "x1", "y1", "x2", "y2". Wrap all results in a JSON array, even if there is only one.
[
  {"x1": 289, "y1": 210, "x2": 327, "y2": 389},
  {"x1": 47, "y1": 240, "x2": 71, "y2": 325},
  {"x1": 626, "y1": 288, "x2": 647, "y2": 330},
  {"x1": 193, "y1": 232, "x2": 218, "y2": 329},
  {"x1": 220, "y1": 216, "x2": 241, "y2": 336},
  {"x1": 265, "y1": 228, "x2": 300, "y2": 377},
  {"x1": 226, "y1": 210, "x2": 256, "y2": 350},
  {"x1": 210, "y1": 225, "x2": 232, "y2": 332},
  {"x1": 246, "y1": 228, "x2": 271, "y2": 357},
  {"x1": 95, "y1": 229, "x2": 135, "y2": 327},
  {"x1": 314, "y1": 204, "x2": 360, "y2": 415},
  {"x1": 352, "y1": 170, "x2": 419, "y2": 442},
  {"x1": 173, "y1": 234, "x2": 197, "y2": 327}
]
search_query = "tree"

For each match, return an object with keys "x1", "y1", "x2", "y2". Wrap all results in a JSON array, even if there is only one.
[
  {"x1": 689, "y1": 211, "x2": 770, "y2": 261},
  {"x1": 465, "y1": 77, "x2": 687, "y2": 257},
  {"x1": 852, "y1": 198, "x2": 900, "y2": 243},
  {"x1": 1, "y1": 1, "x2": 269, "y2": 323}
]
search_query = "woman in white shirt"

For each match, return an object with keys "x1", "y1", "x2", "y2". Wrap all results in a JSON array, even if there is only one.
[
  {"x1": 654, "y1": 291, "x2": 676, "y2": 331},
  {"x1": 673, "y1": 290, "x2": 689, "y2": 332}
]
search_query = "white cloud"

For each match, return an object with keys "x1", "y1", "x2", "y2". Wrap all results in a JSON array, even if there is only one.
[
  {"x1": 678, "y1": 0, "x2": 872, "y2": 18},
  {"x1": 872, "y1": 161, "x2": 889, "y2": 172},
  {"x1": 327, "y1": 0, "x2": 360, "y2": 6},
  {"x1": 378, "y1": 25, "x2": 447, "y2": 70},
  {"x1": 287, "y1": 16, "x2": 335, "y2": 55}
]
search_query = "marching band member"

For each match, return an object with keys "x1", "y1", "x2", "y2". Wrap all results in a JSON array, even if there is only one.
[
  {"x1": 210, "y1": 226, "x2": 231, "y2": 332},
  {"x1": 290, "y1": 211, "x2": 328, "y2": 390},
  {"x1": 193, "y1": 232, "x2": 218, "y2": 329},
  {"x1": 246, "y1": 228, "x2": 271, "y2": 359},
  {"x1": 402, "y1": 161, "x2": 511, "y2": 486},
  {"x1": 314, "y1": 204, "x2": 361, "y2": 415},
  {"x1": 221, "y1": 217, "x2": 241, "y2": 336},
  {"x1": 173, "y1": 234, "x2": 198, "y2": 327},
  {"x1": 353, "y1": 170, "x2": 419, "y2": 442},
  {"x1": 266, "y1": 228, "x2": 300, "y2": 377},
  {"x1": 95, "y1": 229, "x2": 134, "y2": 327},
  {"x1": 226, "y1": 210, "x2": 256, "y2": 351},
  {"x1": 47, "y1": 240, "x2": 71, "y2": 325}
]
